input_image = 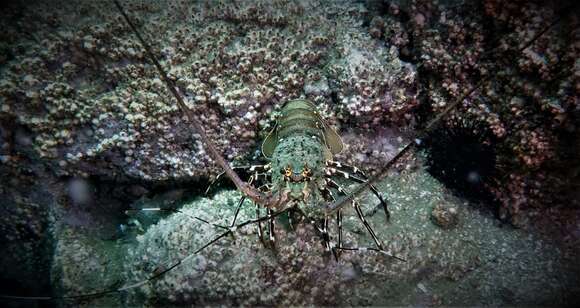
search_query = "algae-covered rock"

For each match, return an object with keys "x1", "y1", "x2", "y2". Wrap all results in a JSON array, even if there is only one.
[
  {"x1": 0, "y1": 0, "x2": 417, "y2": 183},
  {"x1": 53, "y1": 163, "x2": 579, "y2": 306},
  {"x1": 52, "y1": 226, "x2": 125, "y2": 307}
]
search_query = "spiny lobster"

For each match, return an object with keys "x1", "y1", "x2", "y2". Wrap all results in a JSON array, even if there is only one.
[{"x1": 207, "y1": 98, "x2": 399, "y2": 261}]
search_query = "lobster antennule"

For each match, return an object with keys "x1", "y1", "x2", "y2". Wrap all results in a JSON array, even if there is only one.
[
  {"x1": 320, "y1": 120, "x2": 344, "y2": 155},
  {"x1": 262, "y1": 123, "x2": 279, "y2": 158}
]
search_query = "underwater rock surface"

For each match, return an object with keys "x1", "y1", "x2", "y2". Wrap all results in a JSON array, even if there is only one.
[
  {"x1": 0, "y1": 0, "x2": 416, "y2": 183},
  {"x1": 0, "y1": 0, "x2": 579, "y2": 306},
  {"x1": 52, "y1": 163, "x2": 579, "y2": 306}
]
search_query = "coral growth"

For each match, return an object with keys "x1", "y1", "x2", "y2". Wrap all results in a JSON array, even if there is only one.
[
  {"x1": 0, "y1": 0, "x2": 417, "y2": 183},
  {"x1": 372, "y1": 0, "x2": 579, "y2": 224}
]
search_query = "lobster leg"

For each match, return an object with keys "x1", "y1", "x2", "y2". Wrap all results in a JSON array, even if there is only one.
[
  {"x1": 254, "y1": 184, "x2": 273, "y2": 246},
  {"x1": 319, "y1": 185, "x2": 342, "y2": 259},
  {"x1": 125, "y1": 208, "x2": 228, "y2": 230},
  {"x1": 252, "y1": 172, "x2": 271, "y2": 185},
  {"x1": 229, "y1": 175, "x2": 254, "y2": 227},
  {"x1": 335, "y1": 247, "x2": 406, "y2": 262},
  {"x1": 323, "y1": 179, "x2": 405, "y2": 261},
  {"x1": 230, "y1": 195, "x2": 247, "y2": 228},
  {"x1": 255, "y1": 204, "x2": 265, "y2": 244},
  {"x1": 325, "y1": 178, "x2": 384, "y2": 250},
  {"x1": 296, "y1": 206, "x2": 339, "y2": 261},
  {"x1": 304, "y1": 215, "x2": 332, "y2": 252},
  {"x1": 205, "y1": 164, "x2": 271, "y2": 195},
  {"x1": 326, "y1": 160, "x2": 367, "y2": 177},
  {"x1": 267, "y1": 208, "x2": 276, "y2": 248},
  {"x1": 325, "y1": 162, "x2": 390, "y2": 221},
  {"x1": 288, "y1": 209, "x2": 294, "y2": 230},
  {"x1": 315, "y1": 216, "x2": 338, "y2": 260},
  {"x1": 229, "y1": 171, "x2": 271, "y2": 228},
  {"x1": 352, "y1": 199, "x2": 384, "y2": 250},
  {"x1": 228, "y1": 172, "x2": 273, "y2": 226},
  {"x1": 321, "y1": 216, "x2": 331, "y2": 252},
  {"x1": 336, "y1": 209, "x2": 343, "y2": 251}
]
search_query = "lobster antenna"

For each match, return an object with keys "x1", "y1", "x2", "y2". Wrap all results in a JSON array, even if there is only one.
[
  {"x1": 112, "y1": 0, "x2": 280, "y2": 208},
  {"x1": 326, "y1": 3, "x2": 575, "y2": 213},
  {"x1": 0, "y1": 208, "x2": 290, "y2": 301}
]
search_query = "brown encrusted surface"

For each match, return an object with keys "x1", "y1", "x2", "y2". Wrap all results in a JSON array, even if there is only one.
[
  {"x1": 0, "y1": 0, "x2": 417, "y2": 183},
  {"x1": 53, "y1": 163, "x2": 579, "y2": 306}
]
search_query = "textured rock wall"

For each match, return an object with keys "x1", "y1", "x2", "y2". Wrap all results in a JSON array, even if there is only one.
[
  {"x1": 369, "y1": 0, "x2": 579, "y2": 224},
  {"x1": 0, "y1": 0, "x2": 417, "y2": 183}
]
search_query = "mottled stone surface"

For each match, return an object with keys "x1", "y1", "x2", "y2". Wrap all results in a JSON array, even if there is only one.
[
  {"x1": 51, "y1": 158, "x2": 579, "y2": 306},
  {"x1": 0, "y1": 0, "x2": 417, "y2": 183}
]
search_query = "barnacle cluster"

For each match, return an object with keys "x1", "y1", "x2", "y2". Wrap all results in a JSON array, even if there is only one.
[{"x1": 0, "y1": 0, "x2": 417, "y2": 183}]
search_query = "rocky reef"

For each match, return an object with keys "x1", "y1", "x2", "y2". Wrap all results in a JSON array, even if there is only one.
[
  {"x1": 0, "y1": 0, "x2": 579, "y2": 306},
  {"x1": 0, "y1": 0, "x2": 417, "y2": 183},
  {"x1": 52, "y1": 161, "x2": 578, "y2": 306},
  {"x1": 369, "y1": 0, "x2": 579, "y2": 225}
]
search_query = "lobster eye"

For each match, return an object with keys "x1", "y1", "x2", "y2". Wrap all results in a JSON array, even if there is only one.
[
  {"x1": 301, "y1": 167, "x2": 311, "y2": 177},
  {"x1": 284, "y1": 166, "x2": 292, "y2": 177}
]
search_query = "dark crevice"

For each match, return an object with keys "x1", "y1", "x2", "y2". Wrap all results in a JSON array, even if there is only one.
[
  {"x1": 422, "y1": 122, "x2": 500, "y2": 209},
  {"x1": 0, "y1": 278, "x2": 55, "y2": 308}
]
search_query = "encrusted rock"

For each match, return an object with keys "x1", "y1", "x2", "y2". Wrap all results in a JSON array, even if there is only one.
[
  {"x1": 0, "y1": 0, "x2": 418, "y2": 183},
  {"x1": 431, "y1": 203, "x2": 459, "y2": 229}
]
